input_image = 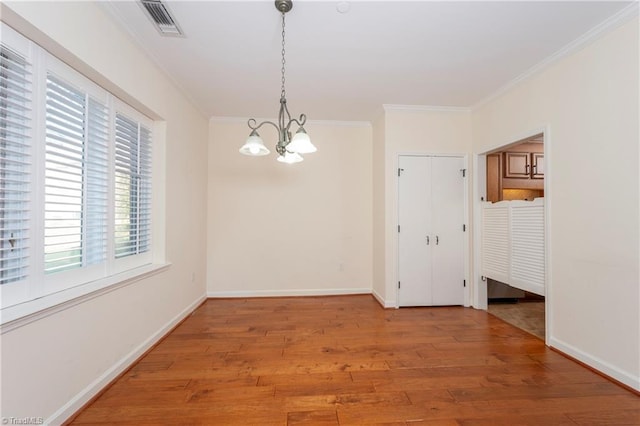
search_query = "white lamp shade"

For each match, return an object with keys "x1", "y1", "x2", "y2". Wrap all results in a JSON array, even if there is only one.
[
  {"x1": 287, "y1": 127, "x2": 316, "y2": 154},
  {"x1": 240, "y1": 132, "x2": 270, "y2": 156},
  {"x1": 277, "y1": 151, "x2": 303, "y2": 164}
]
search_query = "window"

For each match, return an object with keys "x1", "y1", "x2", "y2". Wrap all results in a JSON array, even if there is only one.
[
  {"x1": 0, "y1": 23, "x2": 156, "y2": 312},
  {"x1": 0, "y1": 43, "x2": 31, "y2": 287},
  {"x1": 44, "y1": 73, "x2": 109, "y2": 274}
]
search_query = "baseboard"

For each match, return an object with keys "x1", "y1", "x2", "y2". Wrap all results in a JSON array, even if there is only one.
[
  {"x1": 48, "y1": 294, "x2": 207, "y2": 425},
  {"x1": 372, "y1": 288, "x2": 396, "y2": 308},
  {"x1": 207, "y1": 288, "x2": 371, "y2": 298},
  {"x1": 549, "y1": 336, "x2": 640, "y2": 392}
]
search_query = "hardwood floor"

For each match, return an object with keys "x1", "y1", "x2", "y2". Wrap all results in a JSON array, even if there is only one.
[{"x1": 69, "y1": 295, "x2": 639, "y2": 425}]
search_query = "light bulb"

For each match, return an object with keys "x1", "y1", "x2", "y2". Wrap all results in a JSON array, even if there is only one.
[{"x1": 249, "y1": 145, "x2": 260, "y2": 155}]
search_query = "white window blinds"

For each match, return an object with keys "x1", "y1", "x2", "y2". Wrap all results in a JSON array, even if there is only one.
[
  {"x1": 0, "y1": 22, "x2": 157, "y2": 312},
  {"x1": 114, "y1": 113, "x2": 151, "y2": 259},
  {"x1": 0, "y1": 44, "x2": 31, "y2": 285},
  {"x1": 44, "y1": 73, "x2": 108, "y2": 273}
]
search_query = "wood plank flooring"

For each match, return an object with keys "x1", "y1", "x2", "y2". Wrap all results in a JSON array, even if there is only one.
[{"x1": 69, "y1": 295, "x2": 639, "y2": 425}]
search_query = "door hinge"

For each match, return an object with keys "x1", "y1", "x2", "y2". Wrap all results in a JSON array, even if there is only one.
[
  {"x1": 398, "y1": 225, "x2": 400, "y2": 233},
  {"x1": 462, "y1": 224, "x2": 466, "y2": 232},
  {"x1": 398, "y1": 168, "x2": 404, "y2": 176},
  {"x1": 398, "y1": 281, "x2": 401, "y2": 289},
  {"x1": 463, "y1": 279, "x2": 466, "y2": 287},
  {"x1": 460, "y1": 168, "x2": 466, "y2": 177}
]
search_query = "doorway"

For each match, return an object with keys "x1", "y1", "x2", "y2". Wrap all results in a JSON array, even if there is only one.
[{"x1": 478, "y1": 132, "x2": 547, "y2": 340}]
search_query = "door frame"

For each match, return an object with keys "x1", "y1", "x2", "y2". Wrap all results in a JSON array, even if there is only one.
[
  {"x1": 395, "y1": 153, "x2": 470, "y2": 308},
  {"x1": 472, "y1": 125, "x2": 551, "y2": 345}
]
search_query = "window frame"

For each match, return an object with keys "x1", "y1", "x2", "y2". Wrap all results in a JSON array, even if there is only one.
[{"x1": 0, "y1": 22, "x2": 165, "y2": 323}]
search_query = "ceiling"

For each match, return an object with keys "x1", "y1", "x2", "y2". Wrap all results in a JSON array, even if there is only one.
[{"x1": 103, "y1": 1, "x2": 632, "y2": 122}]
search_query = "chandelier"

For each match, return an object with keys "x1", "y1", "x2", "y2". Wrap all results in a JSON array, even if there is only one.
[{"x1": 239, "y1": 0, "x2": 316, "y2": 164}]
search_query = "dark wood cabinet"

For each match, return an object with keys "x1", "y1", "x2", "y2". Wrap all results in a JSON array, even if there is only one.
[
  {"x1": 488, "y1": 148, "x2": 544, "y2": 195},
  {"x1": 486, "y1": 153, "x2": 502, "y2": 202},
  {"x1": 531, "y1": 153, "x2": 544, "y2": 179},
  {"x1": 504, "y1": 152, "x2": 530, "y2": 178},
  {"x1": 486, "y1": 137, "x2": 544, "y2": 199},
  {"x1": 504, "y1": 151, "x2": 544, "y2": 180}
]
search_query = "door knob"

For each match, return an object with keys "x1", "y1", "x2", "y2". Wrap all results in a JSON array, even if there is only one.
[{"x1": 436, "y1": 236, "x2": 439, "y2": 245}]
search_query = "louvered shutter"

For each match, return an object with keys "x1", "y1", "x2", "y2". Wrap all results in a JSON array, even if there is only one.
[
  {"x1": 44, "y1": 73, "x2": 108, "y2": 274},
  {"x1": 0, "y1": 44, "x2": 31, "y2": 285},
  {"x1": 114, "y1": 113, "x2": 152, "y2": 258}
]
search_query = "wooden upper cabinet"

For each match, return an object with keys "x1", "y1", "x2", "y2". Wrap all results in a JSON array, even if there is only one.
[
  {"x1": 531, "y1": 153, "x2": 544, "y2": 179},
  {"x1": 491, "y1": 140, "x2": 544, "y2": 193},
  {"x1": 504, "y1": 152, "x2": 530, "y2": 178},
  {"x1": 486, "y1": 153, "x2": 502, "y2": 202}
]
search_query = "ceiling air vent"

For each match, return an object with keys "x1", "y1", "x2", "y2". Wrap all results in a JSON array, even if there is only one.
[{"x1": 140, "y1": 0, "x2": 184, "y2": 37}]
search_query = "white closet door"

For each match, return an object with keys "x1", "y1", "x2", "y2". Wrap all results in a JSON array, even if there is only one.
[
  {"x1": 398, "y1": 155, "x2": 432, "y2": 306},
  {"x1": 431, "y1": 156, "x2": 465, "y2": 305}
]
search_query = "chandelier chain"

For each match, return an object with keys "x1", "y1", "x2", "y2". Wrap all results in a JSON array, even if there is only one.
[
  {"x1": 242, "y1": 1, "x2": 315, "y2": 163},
  {"x1": 281, "y1": 11, "x2": 286, "y2": 99}
]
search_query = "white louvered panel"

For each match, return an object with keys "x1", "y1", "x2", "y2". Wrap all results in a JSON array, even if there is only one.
[
  {"x1": 138, "y1": 125, "x2": 152, "y2": 253},
  {"x1": 44, "y1": 74, "x2": 109, "y2": 274},
  {"x1": 44, "y1": 74, "x2": 85, "y2": 273},
  {"x1": 511, "y1": 204, "x2": 545, "y2": 295},
  {"x1": 85, "y1": 98, "x2": 109, "y2": 266},
  {"x1": 0, "y1": 43, "x2": 32, "y2": 285},
  {"x1": 114, "y1": 113, "x2": 152, "y2": 259},
  {"x1": 481, "y1": 204, "x2": 509, "y2": 282}
]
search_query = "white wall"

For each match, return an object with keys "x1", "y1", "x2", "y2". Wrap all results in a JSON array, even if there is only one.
[
  {"x1": 371, "y1": 113, "x2": 387, "y2": 305},
  {"x1": 473, "y1": 18, "x2": 639, "y2": 390},
  {"x1": 380, "y1": 107, "x2": 473, "y2": 306},
  {"x1": 207, "y1": 119, "x2": 372, "y2": 297},
  {"x1": 0, "y1": 1, "x2": 209, "y2": 422}
]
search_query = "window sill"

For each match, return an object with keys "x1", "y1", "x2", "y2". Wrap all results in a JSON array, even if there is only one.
[{"x1": 0, "y1": 263, "x2": 171, "y2": 333}]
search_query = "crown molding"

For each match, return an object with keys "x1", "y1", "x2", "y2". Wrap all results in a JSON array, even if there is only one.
[
  {"x1": 308, "y1": 119, "x2": 372, "y2": 127},
  {"x1": 472, "y1": 2, "x2": 639, "y2": 111},
  {"x1": 383, "y1": 104, "x2": 471, "y2": 113},
  {"x1": 210, "y1": 116, "x2": 371, "y2": 127}
]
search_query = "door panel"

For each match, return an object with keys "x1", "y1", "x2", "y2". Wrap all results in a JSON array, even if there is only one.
[
  {"x1": 431, "y1": 156, "x2": 465, "y2": 306},
  {"x1": 398, "y1": 155, "x2": 465, "y2": 307},
  {"x1": 398, "y1": 156, "x2": 431, "y2": 306}
]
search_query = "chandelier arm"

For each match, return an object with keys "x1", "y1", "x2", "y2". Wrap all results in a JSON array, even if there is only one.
[
  {"x1": 247, "y1": 118, "x2": 280, "y2": 134},
  {"x1": 286, "y1": 114, "x2": 307, "y2": 131}
]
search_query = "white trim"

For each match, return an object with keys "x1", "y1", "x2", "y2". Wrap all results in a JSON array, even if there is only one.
[
  {"x1": 209, "y1": 116, "x2": 371, "y2": 128},
  {"x1": 471, "y1": 125, "x2": 551, "y2": 347},
  {"x1": 383, "y1": 104, "x2": 471, "y2": 113},
  {"x1": 472, "y1": 2, "x2": 639, "y2": 111},
  {"x1": 302, "y1": 119, "x2": 371, "y2": 128},
  {"x1": 372, "y1": 288, "x2": 395, "y2": 309},
  {"x1": 549, "y1": 337, "x2": 640, "y2": 392},
  {"x1": 206, "y1": 288, "x2": 371, "y2": 298},
  {"x1": 45, "y1": 293, "x2": 206, "y2": 425},
  {"x1": 472, "y1": 153, "x2": 487, "y2": 310},
  {"x1": 1, "y1": 263, "x2": 171, "y2": 331},
  {"x1": 462, "y1": 154, "x2": 470, "y2": 307},
  {"x1": 543, "y1": 127, "x2": 552, "y2": 346}
]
